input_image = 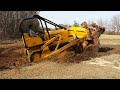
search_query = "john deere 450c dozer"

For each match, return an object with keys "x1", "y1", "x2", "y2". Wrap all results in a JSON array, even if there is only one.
[{"x1": 20, "y1": 15, "x2": 105, "y2": 62}]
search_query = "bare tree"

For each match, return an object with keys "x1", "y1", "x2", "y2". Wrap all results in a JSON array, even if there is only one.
[
  {"x1": 97, "y1": 18, "x2": 104, "y2": 27},
  {"x1": 59, "y1": 24, "x2": 69, "y2": 28},
  {"x1": 111, "y1": 15, "x2": 120, "y2": 32},
  {"x1": 73, "y1": 21, "x2": 79, "y2": 26},
  {"x1": 104, "y1": 20, "x2": 112, "y2": 32},
  {"x1": 0, "y1": 11, "x2": 37, "y2": 40}
]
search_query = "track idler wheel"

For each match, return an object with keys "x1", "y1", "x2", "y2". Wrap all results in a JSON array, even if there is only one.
[{"x1": 30, "y1": 52, "x2": 41, "y2": 62}]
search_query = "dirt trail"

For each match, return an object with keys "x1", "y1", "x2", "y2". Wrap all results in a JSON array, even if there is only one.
[
  {"x1": 0, "y1": 34, "x2": 120, "y2": 79},
  {"x1": 0, "y1": 42, "x2": 28, "y2": 70}
]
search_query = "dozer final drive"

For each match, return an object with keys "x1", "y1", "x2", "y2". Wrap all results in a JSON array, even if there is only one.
[{"x1": 20, "y1": 15, "x2": 105, "y2": 62}]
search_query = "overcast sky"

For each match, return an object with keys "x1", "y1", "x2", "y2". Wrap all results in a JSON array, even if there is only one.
[{"x1": 39, "y1": 11, "x2": 120, "y2": 26}]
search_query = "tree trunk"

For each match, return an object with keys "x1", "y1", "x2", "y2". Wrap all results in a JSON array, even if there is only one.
[{"x1": 0, "y1": 11, "x2": 37, "y2": 40}]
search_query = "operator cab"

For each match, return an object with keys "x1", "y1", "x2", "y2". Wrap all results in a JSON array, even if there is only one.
[
  {"x1": 20, "y1": 18, "x2": 44, "y2": 38},
  {"x1": 19, "y1": 15, "x2": 67, "y2": 48}
]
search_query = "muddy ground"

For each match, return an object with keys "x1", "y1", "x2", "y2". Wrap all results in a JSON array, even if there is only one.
[{"x1": 0, "y1": 34, "x2": 120, "y2": 79}]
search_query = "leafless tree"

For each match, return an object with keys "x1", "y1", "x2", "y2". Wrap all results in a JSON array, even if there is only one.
[
  {"x1": 97, "y1": 18, "x2": 104, "y2": 27},
  {"x1": 59, "y1": 24, "x2": 69, "y2": 28},
  {"x1": 0, "y1": 11, "x2": 37, "y2": 40},
  {"x1": 73, "y1": 21, "x2": 79, "y2": 26},
  {"x1": 111, "y1": 15, "x2": 120, "y2": 32}
]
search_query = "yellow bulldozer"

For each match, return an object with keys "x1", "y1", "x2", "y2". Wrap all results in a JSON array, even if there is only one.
[{"x1": 19, "y1": 15, "x2": 105, "y2": 62}]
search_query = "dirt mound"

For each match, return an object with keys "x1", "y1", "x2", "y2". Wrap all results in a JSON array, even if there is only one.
[
  {"x1": 56, "y1": 45, "x2": 99, "y2": 63},
  {"x1": 0, "y1": 42, "x2": 29, "y2": 70},
  {"x1": 0, "y1": 41, "x2": 111, "y2": 70},
  {"x1": 0, "y1": 41, "x2": 100, "y2": 70}
]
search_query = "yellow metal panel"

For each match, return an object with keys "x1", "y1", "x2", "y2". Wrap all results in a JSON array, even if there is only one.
[
  {"x1": 41, "y1": 46, "x2": 51, "y2": 59},
  {"x1": 25, "y1": 37, "x2": 43, "y2": 47},
  {"x1": 67, "y1": 26, "x2": 88, "y2": 39},
  {"x1": 68, "y1": 26, "x2": 87, "y2": 31},
  {"x1": 49, "y1": 29, "x2": 69, "y2": 42},
  {"x1": 23, "y1": 33, "x2": 43, "y2": 47}
]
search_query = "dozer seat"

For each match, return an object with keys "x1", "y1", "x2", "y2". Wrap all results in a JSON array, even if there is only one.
[{"x1": 22, "y1": 33, "x2": 43, "y2": 48}]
